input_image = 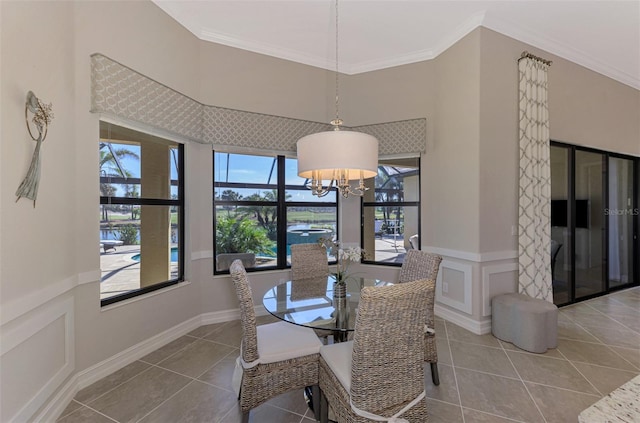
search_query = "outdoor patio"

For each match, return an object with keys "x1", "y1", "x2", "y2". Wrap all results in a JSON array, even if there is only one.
[{"x1": 100, "y1": 235, "x2": 407, "y2": 300}]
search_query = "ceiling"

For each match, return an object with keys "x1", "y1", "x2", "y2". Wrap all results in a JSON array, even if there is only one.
[{"x1": 152, "y1": 1, "x2": 640, "y2": 89}]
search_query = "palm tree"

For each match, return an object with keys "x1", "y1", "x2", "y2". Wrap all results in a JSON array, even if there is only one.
[
  {"x1": 99, "y1": 143, "x2": 139, "y2": 221},
  {"x1": 239, "y1": 189, "x2": 290, "y2": 241},
  {"x1": 220, "y1": 189, "x2": 243, "y2": 216}
]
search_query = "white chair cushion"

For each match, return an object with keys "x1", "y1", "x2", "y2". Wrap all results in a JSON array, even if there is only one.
[
  {"x1": 320, "y1": 340, "x2": 353, "y2": 392},
  {"x1": 257, "y1": 321, "x2": 322, "y2": 364}
]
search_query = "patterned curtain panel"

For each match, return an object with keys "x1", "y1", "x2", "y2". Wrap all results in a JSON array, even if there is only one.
[{"x1": 518, "y1": 55, "x2": 552, "y2": 302}]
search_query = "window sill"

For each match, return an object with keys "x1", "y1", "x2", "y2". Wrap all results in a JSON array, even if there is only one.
[{"x1": 101, "y1": 280, "x2": 192, "y2": 312}]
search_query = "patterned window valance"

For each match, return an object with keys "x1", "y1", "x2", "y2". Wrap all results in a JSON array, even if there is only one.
[{"x1": 91, "y1": 53, "x2": 426, "y2": 155}]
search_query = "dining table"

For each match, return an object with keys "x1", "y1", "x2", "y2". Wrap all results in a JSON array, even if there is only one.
[
  {"x1": 262, "y1": 274, "x2": 394, "y2": 342},
  {"x1": 262, "y1": 274, "x2": 395, "y2": 419}
]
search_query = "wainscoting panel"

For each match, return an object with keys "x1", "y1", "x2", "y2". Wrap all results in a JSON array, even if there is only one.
[
  {"x1": 435, "y1": 260, "x2": 473, "y2": 314},
  {"x1": 481, "y1": 263, "x2": 519, "y2": 316},
  {"x1": 0, "y1": 296, "x2": 74, "y2": 422}
]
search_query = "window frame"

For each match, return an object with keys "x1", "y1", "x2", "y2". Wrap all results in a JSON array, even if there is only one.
[
  {"x1": 361, "y1": 157, "x2": 421, "y2": 266},
  {"x1": 99, "y1": 132, "x2": 185, "y2": 307},
  {"x1": 213, "y1": 151, "x2": 339, "y2": 274}
]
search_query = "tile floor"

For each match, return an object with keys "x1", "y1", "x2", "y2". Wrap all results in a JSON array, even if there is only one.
[{"x1": 57, "y1": 287, "x2": 640, "y2": 423}]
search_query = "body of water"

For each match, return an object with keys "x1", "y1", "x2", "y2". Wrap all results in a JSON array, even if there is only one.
[{"x1": 131, "y1": 247, "x2": 179, "y2": 263}]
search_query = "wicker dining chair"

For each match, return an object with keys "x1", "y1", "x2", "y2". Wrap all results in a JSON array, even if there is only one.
[
  {"x1": 229, "y1": 260, "x2": 322, "y2": 422},
  {"x1": 290, "y1": 243, "x2": 333, "y2": 341},
  {"x1": 291, "y1": 243, "x2": 329, "y2": 281},
  {"x1": 318, "y1": 279, "x2": 434, "y2": 423},
  {"x1": 398, "y1": 249, "x2": 443, "y2": 385}
]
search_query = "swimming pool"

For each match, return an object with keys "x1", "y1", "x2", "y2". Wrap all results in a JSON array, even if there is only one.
[{"x1": 131, "y1": 247, "x2": 178, "y2": 263}]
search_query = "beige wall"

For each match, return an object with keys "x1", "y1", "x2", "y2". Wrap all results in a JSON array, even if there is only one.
[
  {"x1": 2, "y1": 1, "x2": 639, "y2": 420},
  {"x1": 198, "y1": 41, "x2": 333, "y2": 122},
  {"x1": 1, "y1": 3, "x2": 77, "y2": 420}
]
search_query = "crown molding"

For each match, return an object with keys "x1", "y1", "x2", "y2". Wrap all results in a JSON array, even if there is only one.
[
  {"x1": 199, "y1": 28, "x2": 335, "y2": 71},
  {"x1": 156, "y1": 2, "x2": 639, "y2": 89},
  {"x1": 482, "y1": 13, "x2": 640, "y2": 90}
]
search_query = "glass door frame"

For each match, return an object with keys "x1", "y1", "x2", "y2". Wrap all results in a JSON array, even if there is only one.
[{"x1": 551, "y1": 141, "x2": 639, "y2": 307}]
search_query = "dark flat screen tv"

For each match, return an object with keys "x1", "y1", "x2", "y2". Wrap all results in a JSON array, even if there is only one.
[{"x1": 551, "y1": 199, "x2": 589, "y2": 228}]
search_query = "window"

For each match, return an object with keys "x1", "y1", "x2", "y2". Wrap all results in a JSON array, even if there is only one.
[
  {"x1": 214, "y1": 152, "x2": 338, "y2": 273},
  {"x1": 99, "y1": 122, "x2": 184, "y2": 306},
  {"x1": 362, "y1": 157, "x2": 420, "y2": 264}
]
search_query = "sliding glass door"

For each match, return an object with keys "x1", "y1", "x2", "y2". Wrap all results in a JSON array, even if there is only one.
[
  {"x1": 574, "y1": 150, "x2": 606, "y2": 300},
  {"x1": 608, "y1": 157, "x2": 635, "y2": 289},
  {"x1": 550, "y1": 142, "x2": 638, "y2": 306},
  {"x1": 550, "y1": 146, "x2": 571, "y2": 304}
]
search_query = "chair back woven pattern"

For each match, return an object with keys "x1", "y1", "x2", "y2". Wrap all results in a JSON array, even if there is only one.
[
  {"x1": 351, "y1": 279, "x2": 434, "y2": 416},
  {"x1": 399, "y1": 250, "x2": 442, "y2": 331},
  {"x1": 399, "y1": 250, "x2": 442, "y2": 283},
  {"x1": 230, "y1": 259, "x2": 259, "y2": 364},
  {"x1": 291, "y1": 243, "x2": 329, "y2": 281}
]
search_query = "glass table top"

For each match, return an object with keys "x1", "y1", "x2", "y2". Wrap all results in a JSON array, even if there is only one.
[{"x1": 262, "y1": 275, "x2": 393, "y2": 336}]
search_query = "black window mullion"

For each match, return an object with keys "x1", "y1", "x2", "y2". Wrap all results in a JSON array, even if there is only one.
[
  {"x1": 101, "y1": 139, "x2": 184, "y2": 307},
  {"x1": 277, "y1": 156, "x2": 287, "y2": 268},
  {"x1": 213, "y1": 152, "x2": 338, "y2": 273}
]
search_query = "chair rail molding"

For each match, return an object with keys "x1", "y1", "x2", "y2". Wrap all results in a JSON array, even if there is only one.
[
  {"x1": 423, "y1": 246, "x2": 517, "y2": 263},
  {"x1": 1, "y1": 275, "x2": 77, "y2": 326}
]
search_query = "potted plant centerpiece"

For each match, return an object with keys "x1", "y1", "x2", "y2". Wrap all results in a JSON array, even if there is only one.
[{"x1": 318, "y1": 237, "x2": 365, "y2": 300}]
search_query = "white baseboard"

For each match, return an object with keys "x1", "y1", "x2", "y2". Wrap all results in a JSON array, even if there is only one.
[
  {"x1": 435, "y1": 304, "x2": 492, "y2": 335},
  {"x1": 200, "y1": 309, "x2": 241, "y2": 325},
  {"x1": 75, "y1": 315, "x2": 203, "y2": 391},
  {"x1": 31, "y1": 373, "x2": 79, "y2": 423},
  {"x1": 37, "y1": 308, "x2": 251, "y2": 422}
]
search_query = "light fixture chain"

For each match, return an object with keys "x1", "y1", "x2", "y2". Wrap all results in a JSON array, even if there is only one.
[{"x1": 334, "y1": 0, "x2": 340, "y2": 124}]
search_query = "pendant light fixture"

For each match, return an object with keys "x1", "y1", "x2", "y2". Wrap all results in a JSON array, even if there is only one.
[{"x1": 297, "y1": 0, "x2": 379, "y2": 198}]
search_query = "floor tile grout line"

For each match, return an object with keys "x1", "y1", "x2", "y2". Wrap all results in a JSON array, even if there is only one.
[
  {"x1": 64, "y1": 402, "x2": 121, "y2": 423},
  {"x1": 133, "y1": 379, "x2": 199, "y2": 423},
  {"x1": 442, "y1": 320, "x2": 466, "y2": 423},
  {"x1": 445, "y1": 337, "x2": 503, "y2": 350},
  {"x1": 559, "y1": 318, "x2": 640, "y2": 371},
  {"x1": 576, "y1": 303, "x2": 640, "y2": 335},
  {"x1": 459, "y1": 405, "x2": 529, "y2": 423},
  {"x1": 524, "y1": 379, "x2": 602, "y2": 398},
  {"x1": 559, "y1": 299, "x2": 639, "y2": 398},
  {"x1": 559, "y1": 313, "x2": 618, "y2": 347},
  {"x1": 56, "y1": 399, "x2": 83, "y2": 420},
  {"x1": 447, "y1": 338, "x2": 507, "y2": 351},
  {"x1": 498, "y1": 333, "x2": 548, "y2": 423},
  {"x1": 193, "y1": 347, "x2": 240, "y2": 383},
  {"x1": 77, "y1": 364, "x2": 156, "y2": 409},
  {"x1": 143, "y1": 335, "x2": 200, "y2": 367},
  {"x1": 132, "y1": 353, "x2": 241, "y2": 423},
  {"x1": 450, "y1": 363, "x2": 536, "y2": 384}
]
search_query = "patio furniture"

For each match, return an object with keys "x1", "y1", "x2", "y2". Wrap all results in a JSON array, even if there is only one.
[
  {"x1": 100, "y1": 240, "x2": 123, "y2": 252},
  {"x1": 408, "y1": 234, "x2": 419, "y2": 250},
  {"x1": 398, "y1": 249, "x2": 443, "y2": 385},
  {"x1": 374, "y1": 220, "x2": 384, "y2": 238},
  {"x1": 229, "y1": 260, "x2": 322, "y2": 422},
  {"x1": 318, "y1": 279, "x2": 432, "y2": 423},
  {"x1": 492, "y1": 293, "x2": 558, "y2": 353}
]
